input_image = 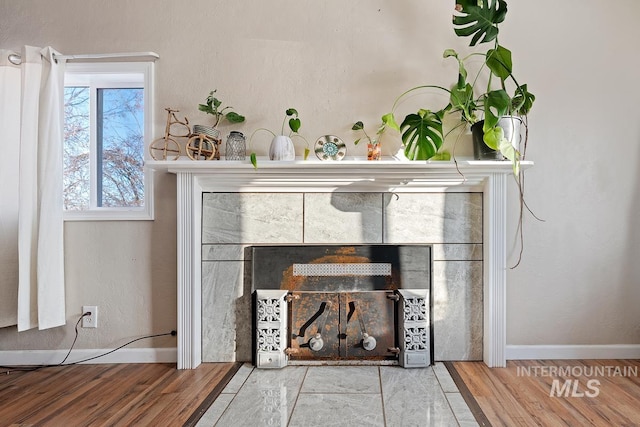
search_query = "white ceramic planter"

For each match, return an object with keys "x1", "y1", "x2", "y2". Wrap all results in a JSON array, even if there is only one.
[
  {"x1": 269, "y1": 135, "x2": 295, "y2": 161},
  {"x1": 471, "y1": 116, "x2": 523, "y2": 160}
]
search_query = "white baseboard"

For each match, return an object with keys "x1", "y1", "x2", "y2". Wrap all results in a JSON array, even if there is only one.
[
  {"x1": 0, "y1": 347, "x2": 177, "y2": 366},
  {"x1": 506, "y1": 344, "x2": 640, "y2": 360},
  {"x1": 4, "y1": 345, "x2": 637, "y2": 366}
]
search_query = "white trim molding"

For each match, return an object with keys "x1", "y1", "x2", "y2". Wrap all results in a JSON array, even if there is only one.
[
  {"x1": 148, "y1": 157, "x2": 532, "y2": 369},
  {"x1": 0, "y1": 347, "x2": 177, "y2": 366},
  {"x1": 506, "y1": 344, "x2": 640, "y2": 360}
]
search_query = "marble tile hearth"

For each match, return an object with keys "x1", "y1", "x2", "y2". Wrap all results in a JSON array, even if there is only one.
[{"x1": 196, "y1": 364, "x2": 479, "y2": 426}]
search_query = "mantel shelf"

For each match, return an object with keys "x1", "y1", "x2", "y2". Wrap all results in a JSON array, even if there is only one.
[
  {"x1": 147, "y1": 157, "x2": 531, "y2": 173},
  {"x1": 146, "y1": 157, "x2": 532, "y2": 192}
]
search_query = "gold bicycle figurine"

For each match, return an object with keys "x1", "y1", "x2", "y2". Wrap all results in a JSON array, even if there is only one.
[{"x1": 149, "y1": 108, "x2": 191, "y2": 160}]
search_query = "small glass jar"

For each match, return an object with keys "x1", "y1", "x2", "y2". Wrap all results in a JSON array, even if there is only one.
[
  {"x1": 226, "y1": 131, "x2": 246, "y2": 160},
  {"x1": 367, "y1": 141, "x2": 381, "y2": 160}
]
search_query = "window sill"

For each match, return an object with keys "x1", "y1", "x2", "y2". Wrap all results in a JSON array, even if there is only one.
[{"x1": 63, "y1": 208, "x2": 153, "y2": 221}]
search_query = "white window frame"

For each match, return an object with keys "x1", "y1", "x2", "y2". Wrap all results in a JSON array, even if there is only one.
[{"x1": 63, "y1": 61, "x2": 154, "y2": 221}]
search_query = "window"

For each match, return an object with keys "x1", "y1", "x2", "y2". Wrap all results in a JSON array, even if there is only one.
[{"x1": 63, "y1": 62, "x2": 154, "y2": 220}]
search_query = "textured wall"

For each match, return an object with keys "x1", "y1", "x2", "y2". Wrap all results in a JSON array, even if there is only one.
[{"x1": 0, "y1": 0, "x2": 639, "y2": 352}]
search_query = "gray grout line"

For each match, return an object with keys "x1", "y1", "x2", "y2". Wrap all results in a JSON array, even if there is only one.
[
  {"x1": 286, "y1": 366, "x2": 308, "y2": 427},
  {"x1": 378, "y1": 366, "x2": 388, "y2": 427},
  {"x1": 213, "y1": 386, "x2": 240, "y2": 426},
  {"x1": 433, "y1": 364, "x2": 463, "y2": 427},
  {"x1": 220, "y1": 362, "x2": 253, "y2": 394},
  {"x1": 444, "y1": 392, "x2": 480, "y2": 427},
  {"x1": 445, "y1": 392, "x2": 462, "y2": 426},
  {"x1": 211, "y1": 364, "x2": 255, "y2": 427},
  {"x1": 434, "y1": 363, "x2": 479, "y2": 426}
]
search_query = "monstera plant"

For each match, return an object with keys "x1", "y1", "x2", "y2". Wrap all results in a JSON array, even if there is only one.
[
  {"x1": 381, "y1": 0, "x2": 535, "y2": 167},
  {"x1": 451, "y1": 0, "x2": 535, "y2": 163},
  {"x1": 375, "y1": 0, "x2": 538, "y2": 268}
]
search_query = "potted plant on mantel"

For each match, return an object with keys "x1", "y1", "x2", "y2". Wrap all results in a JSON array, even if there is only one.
[
  {"x1": 351, "y1": 121, "x2": 383, "y2": 160},
  {"x1": 184, "y1": 89, "x2": 246, "y2": 161},
  {"x1": 195, "y1": 89, "x2": 246, "y2": 139},
  {"x1": 377, "y1": 0, "x2": 539, "y2": 267},
  {"x1": 249, "y1": 108, "x2": 310, "y2": 169},
  {"x1": 380, "y1": 0, "x2": 535, "y2": 174}
]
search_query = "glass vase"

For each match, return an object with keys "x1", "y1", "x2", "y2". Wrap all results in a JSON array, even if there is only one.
[
  {"x1": 226, "y1": 131, "x2": 246, "y2": 160},
  {"x1": 367, "y1": 142, "x2": 381, "y2": 160}
]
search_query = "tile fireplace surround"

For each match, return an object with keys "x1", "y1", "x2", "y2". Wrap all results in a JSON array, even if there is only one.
[{"x1": 148, "y1": 158, "x2": 531, "y2": 369}]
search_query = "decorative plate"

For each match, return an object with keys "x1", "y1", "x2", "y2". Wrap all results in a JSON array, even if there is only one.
[{"x1": 314, "y1": 135, "x2": 346, "y2": 161}]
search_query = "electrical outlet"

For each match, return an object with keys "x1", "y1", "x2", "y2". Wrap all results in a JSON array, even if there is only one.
[{"x1": 82, "y1": 305, "x2": 98, "y2": 328}]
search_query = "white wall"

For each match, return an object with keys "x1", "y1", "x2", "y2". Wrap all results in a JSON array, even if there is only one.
[{"x1": 0, "y1": 0, "x2": 638, "y2": 354}]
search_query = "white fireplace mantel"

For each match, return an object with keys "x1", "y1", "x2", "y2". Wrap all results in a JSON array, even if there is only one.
[{"x1": 148, "y1": 158, "x2": 532, "y2": 369}]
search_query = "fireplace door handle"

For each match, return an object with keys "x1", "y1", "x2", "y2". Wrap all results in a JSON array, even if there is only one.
[
  {"x1": 309, "y1": 301, "x2": 332, "y2": 352},
  {"x1": 352, "y1": 302, "x2": 377, "y2": 351},
  {"x1": 309, "y1": 333, "x2": 324, "y2": 352},
  {"x1": 362, "y1": 333, "x2": 377, "y2": 351}
]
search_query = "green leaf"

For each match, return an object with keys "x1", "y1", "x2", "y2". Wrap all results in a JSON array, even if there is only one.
[
  {"x1": 444, "y1": 50, "x2": 476, "y2": 121},
  {"x1": 511, "y1": 155, "x2": 521, "y2": 176},
  {"x1": 444, "y1": 49, "x2": 468, "y2": 87},
  {"x1": 400, "y1": 109, "x2": 444, "y2": 160},
  {"x1": 482, "y1": 126, "x2": 502, "y2": 151},
  {"x1": 431, "y1": 150, "x2": 451, "y2": 161},
  {"x1": 486, "y1": 44, "x2": 512, "y2": 80},
  {"x1": 289, "y1": 118, "x2": 301, "y2": 133},
  {"x1": 225, "y1": 112, "x2": 245, "y2": 123},
  {"x1": 511, "y1": 84, "x2": 535, "y2": 115},
  {"x1": 353, "y1": 138, "x2": 361, "y2": 145},
  {"x1": 212, "y1": 98, "x2": 222, "y2": 109},
  {"x1": 381, "y1": 113, "x2": 400, "y2": 132},
  {"x1": 443, "y1": 49, "x2": 458, "y2": 58},
  {"x1": 352, "y1": 121, "x2": 364, "y2": 131},
  {"x1": 286, "y1": 108, "x2": 298, "y2": 117},
  {"x1": 453, "y1": 0, "x2": 507, "y2": 46},
  {"x1": 483, "y1": 118, "x2": 522, "y2": 163},
  {"x1": 250, "y1": 152, "x2": 257, "y2": 169},
  {"x1": 205, "y1": 90, "x2": 216, "y2": 106},
  {"x1": 499, "y1": 135, "x2": 518, "y2": 162},
  {"x1": 483, "y1": 89, "x2": 510, "y2": 130},
  {"x1": 449, "y1": 82, "x2": 476, "y2": 122}
]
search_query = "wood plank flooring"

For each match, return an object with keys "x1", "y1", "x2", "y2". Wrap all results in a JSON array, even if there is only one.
[
  {"x1": 2, "y1": 360, "x2": 638, "y2": 426},
  {"x1": 451, "y1": 359, "x2": 640, "y2": 427},
  {"x1": 0, "y1": 362, "x2": 238, "y2": 426}
]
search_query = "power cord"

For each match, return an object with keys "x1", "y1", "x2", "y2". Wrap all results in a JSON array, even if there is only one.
[{"x1": 1, "y1": 312, "x2": 177, "y2": 375}]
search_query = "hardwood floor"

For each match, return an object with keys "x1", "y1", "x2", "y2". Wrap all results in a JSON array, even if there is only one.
[
  {"x1": 3, "y1": 360, "x2": 638, "y2": 426},
  {"x1": 0, "y1": 362, "x2": 239, "y2": 426},
  {"x1": 450, "y1": 359, "x2": 640, "y2": 427}
]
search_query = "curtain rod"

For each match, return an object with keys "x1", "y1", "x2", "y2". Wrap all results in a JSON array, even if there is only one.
[
  {"x1": 6, "y1": 51, "x2": 160, "y2": 65},
  {"x1": 53, "y1": 51, "x2": 160, "y2": 61}
]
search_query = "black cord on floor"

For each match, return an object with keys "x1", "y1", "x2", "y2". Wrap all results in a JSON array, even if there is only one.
[{"x1": 1, "y1": 312, "x2": 176, "y2": 375}]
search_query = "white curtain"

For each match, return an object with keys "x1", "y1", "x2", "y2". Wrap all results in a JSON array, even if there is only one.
[
  {"x1": 0, "y1": 50, "x2": 20, "y2": 327},
  {"x1": 0, "y1": 46, "x2": 66, "y2": 330}
]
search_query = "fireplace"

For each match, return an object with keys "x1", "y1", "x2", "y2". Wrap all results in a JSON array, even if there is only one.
[
  {"x1": 252, "y1": 245, "x2": 431, "y2": 368},
  {"x1": 150, "y1": 158, "x2": 530, "y2": 368}
]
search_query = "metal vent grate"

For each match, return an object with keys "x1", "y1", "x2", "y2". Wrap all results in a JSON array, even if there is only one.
[{"x1": 292, "y1": 263, "x2": 392, "y2": 277}]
